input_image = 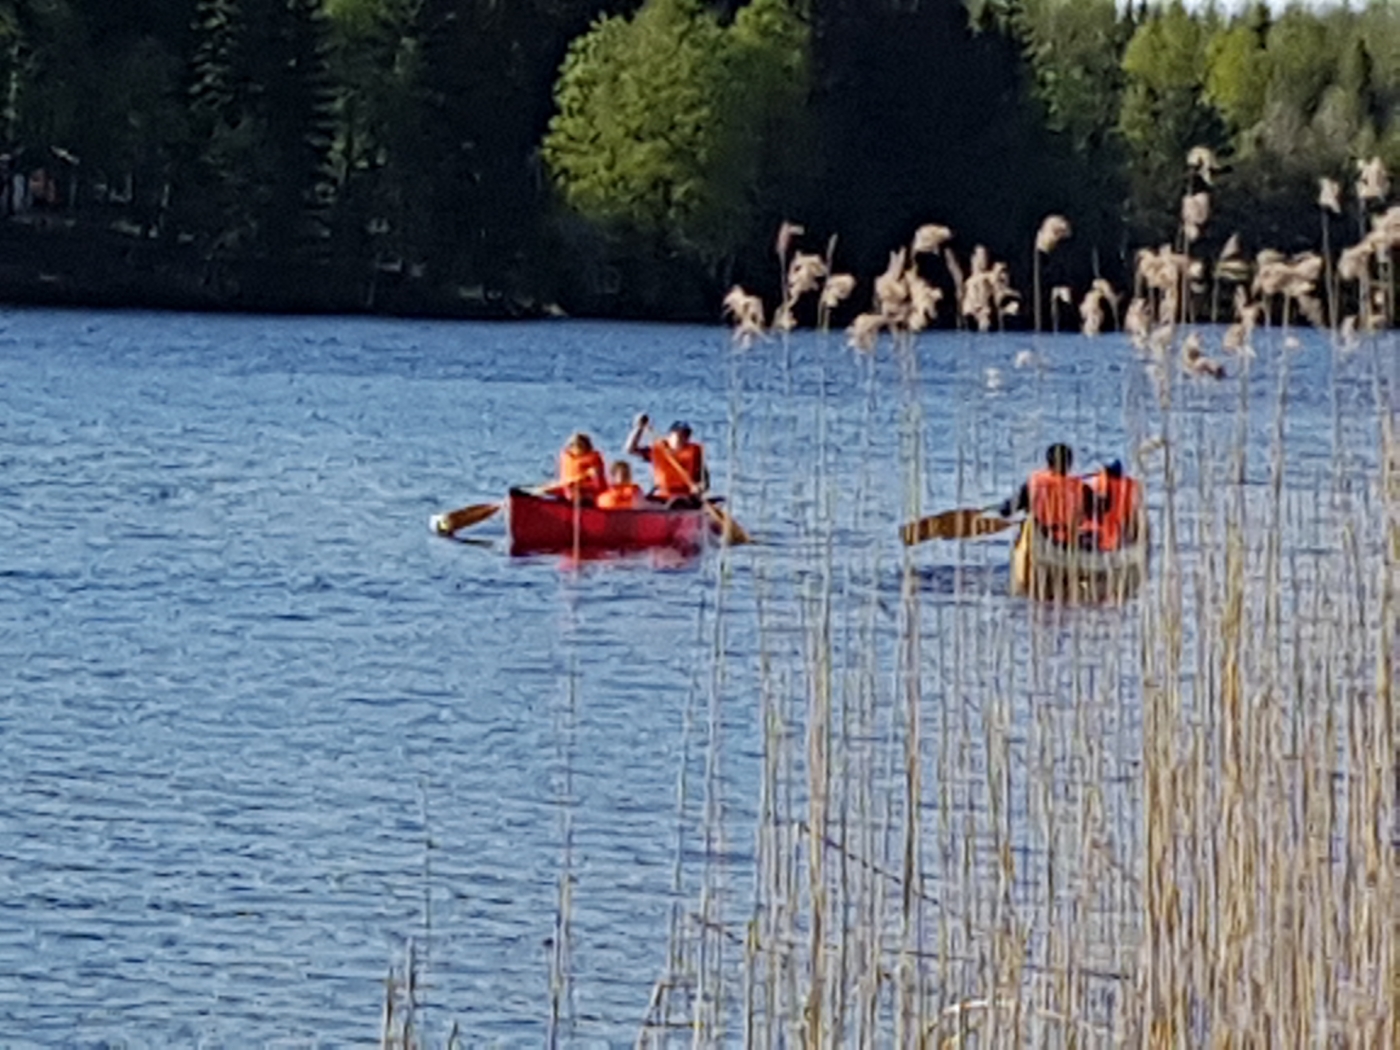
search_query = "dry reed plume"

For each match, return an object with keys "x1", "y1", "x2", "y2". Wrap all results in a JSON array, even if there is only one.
[
  {"x1": 1180, "y1": 191, "x2": 1210, "y2": 244},
  {"x1": 960, "y1": 245, "x2": 1019, "y2": 333},
  {"x1": 1179, "y1": 330, "x2": 1224, "y2": 378},
  {"x1": 1318, "y1": 176, "x2": 1342, "y2": 215},
  {"x1": 1186, "y1": 144, "x2": 1219, "y2": 184},
  {"x1": 1034, "y1": 214, "x2": 1071, "y2": 332},
  {"x1": 1357, "y1": 155, "x2": 1390, "y2": 204},
  {"x1": 734, "y1": 145, "x2": 1400, "y2": 349},
  {"x1": 723, "y1": 285, "x2": 766, "y2": 347}
]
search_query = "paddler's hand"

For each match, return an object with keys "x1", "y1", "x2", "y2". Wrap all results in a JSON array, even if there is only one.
[{"x1": 624, "y1": 414, "x2": 649, "y2": 456}]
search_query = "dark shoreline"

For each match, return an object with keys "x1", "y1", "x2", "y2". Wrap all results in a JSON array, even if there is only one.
[{"x1": 0, "y1": 218, "x2": 558, "y2": 322}]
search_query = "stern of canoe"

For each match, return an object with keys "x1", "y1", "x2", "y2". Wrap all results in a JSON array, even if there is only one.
[{"x1": 1010, "y1": 520, "x2": 1148, "y2": 603}]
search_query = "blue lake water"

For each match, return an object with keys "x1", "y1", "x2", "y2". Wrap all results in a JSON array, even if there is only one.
[{"x1": 0, "y1": 309, "x2": 1390, "y2": 1043}]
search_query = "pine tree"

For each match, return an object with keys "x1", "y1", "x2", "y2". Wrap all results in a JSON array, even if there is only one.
[
  {"x1": 809, "y1": 0, "x2": 1059, "y2": 281},
  {"x1": 187, "y1": 0, "x2": 337, "y2": 279},
  {"x1": 255, "y1": 0, "x2": 337, "y2": 263}
]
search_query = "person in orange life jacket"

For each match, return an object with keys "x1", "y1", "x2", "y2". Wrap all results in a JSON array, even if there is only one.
[
  {"x1": 1085, "y1": 459, "x2": 1141, "y2": 551},
  {"x1": 999, "y1": 443, "x2": 1095, "y2": 548},
  {"x1": 623, "y1": 415, "x2": 709, "y2": 507},
  {"x1": 595, "y1": 461, "x2": 643, "y2": 510},
  {"x1": 552, "y1": 432, "x2": 607, "y2": 502}
]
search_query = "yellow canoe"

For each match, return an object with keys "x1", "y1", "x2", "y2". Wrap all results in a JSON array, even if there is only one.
[{"x1": 1010, "y1": 517, "x2": 1149, "y2": 602}]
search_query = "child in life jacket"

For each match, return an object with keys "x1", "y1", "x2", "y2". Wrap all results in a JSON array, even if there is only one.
[
  {"x1": 553, "y1": 432, "x2": 607, "y2": 502},
  {"x1": 596, "y1": 461, "x2": 643, "y2": 510}
]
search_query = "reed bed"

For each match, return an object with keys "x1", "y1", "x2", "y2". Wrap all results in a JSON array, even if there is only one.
[
  {"x1": 384, "y1": 151, "x2": 1396, "y2": 1047},
  {"x1": 635, "y1": 205, "x2": 1396, "y2": 1043}
]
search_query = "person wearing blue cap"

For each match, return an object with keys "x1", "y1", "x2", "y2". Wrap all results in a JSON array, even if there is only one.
[
  {"x1": 624, "y1": 414, "x2": 708, "y2": 507},
  {"x1": 1084, "y1": 458, "x2": 1141, "y2": 551}
]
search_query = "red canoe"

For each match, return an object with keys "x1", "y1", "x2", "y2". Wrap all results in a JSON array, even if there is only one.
[{"x1": 506, "y1": 487, "x2": 717, "y2": 556}]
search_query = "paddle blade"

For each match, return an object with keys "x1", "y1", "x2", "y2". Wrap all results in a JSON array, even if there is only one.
[
  {"x1": 718, "y1": 513, "x2": 752, "y2": 546},
  {"x1": 706, "y1": 502, "x2": 752, "y2": 546},
  {"x1": 432, "y1": 502, "x2": 501, "y2": 535},
  {"x1": 901, "y1": 507, "x2": 1016, "y2": 545},
  {"x1": 964, "y1": 514, "x2": 1017, "y2": 538}
]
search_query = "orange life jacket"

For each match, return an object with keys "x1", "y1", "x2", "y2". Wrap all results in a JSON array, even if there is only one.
[
  {"x1": 557, "y1": 447, "x2": 606, "y2": 496},
  {"x1": 1029, "y1": 468, "x2": 1086, "y2": 545},
  {"x1": 1090, "y1": 473, "x2": 1140, "y2": 551},
  {"x1": 596, "y1": 483, "x2": 642, "y2": 510},
  {"x1": 651, "y1": 441, "x2": 703, "y2": 499}
]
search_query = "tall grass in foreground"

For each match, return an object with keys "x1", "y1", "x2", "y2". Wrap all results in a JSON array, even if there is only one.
[{"x1": 636, "y1": 319, "x2": 1396, "y2": 1044}]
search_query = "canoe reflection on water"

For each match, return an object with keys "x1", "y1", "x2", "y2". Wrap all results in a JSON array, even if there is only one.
[
  {"x1": 908, "y1": 561, "x2": 1011, "y2": 596},
  {"x1": 550, "y1": 545, "x2": 704, "y2": 571}
]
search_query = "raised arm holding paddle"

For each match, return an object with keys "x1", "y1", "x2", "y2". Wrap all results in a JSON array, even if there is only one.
[
  {"x1": 623, "y1": 416, "x2": 709, "y2": 507},
  {"x1": 626, "y1": 414, "x2": 750, "y2": 545}
]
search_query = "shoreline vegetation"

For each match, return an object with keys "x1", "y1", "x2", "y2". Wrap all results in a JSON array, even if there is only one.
[{"x1": 4, "y1": 0, "x2": 1400, "y2": 323}]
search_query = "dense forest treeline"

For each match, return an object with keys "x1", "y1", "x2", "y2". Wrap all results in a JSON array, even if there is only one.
[{"x1": 0, "y1": 0, "x2": 1398, "y2": 320}]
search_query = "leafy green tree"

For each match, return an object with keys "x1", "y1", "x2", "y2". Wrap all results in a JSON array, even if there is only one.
[
  {"x1": 544, "y1": 0, "x2": 809, "y2": 272},
  {"x1": 713, "y1": 0, "x2": 812, "y2": 259},
  {"x1": 1014, "y1": 0, "x2": 1131, "y2": 283},
  {"x1": 806, "y1": 0, "x2": 1086, "y2": 302},
  {"x1": 405, "y1": 0, "x2": 632, "y2": 303},
  {"x1": 1261, "y1": 7, "x2": 1333, "y2": 120},
  {"x1": 93, "y1": 36, "x2": 188, "y2": 229},
  {"x1": 1019, "y1": 0, "x2": 1126, "y2": 157},
  {"x1": 1119, "y1": 0, "x2": 1222, "y2": 239},
  {"x1": 1204, "y1": 13, "x2": 1268, "y2": 135},
  {"x1": 0, "y1": 0, "x2": 184, "y2": 231},
  {"x1": 0, "y1": 0, "x2": 1393, "y2": 320},
  {"x1": 2, "y1": 0, "x2": 94, "y2": 159},
  {"x1": 323, "y1": 0, "x2": 425, "y2": 295}
]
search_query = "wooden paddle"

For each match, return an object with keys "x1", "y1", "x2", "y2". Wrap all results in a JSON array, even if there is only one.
[
  {"x1": 432, "y1": 455, "x2": 593, "y2": 536},
  {"x1": 431, "y1": 501, "x2": 502, "y2": 536},
  {"x1": 432, "y1": 481, "x2": 563, "y2": 536},
  {"x1": 900, "y1": 504, "x2": 1018, "y2": 546},
  {"x1": 644, "y1": 423, "x2": 752, "y2": 546}
]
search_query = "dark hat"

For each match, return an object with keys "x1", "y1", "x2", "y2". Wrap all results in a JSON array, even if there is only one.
[{"x1": 669, "y1": 420, "x2": 692, "y2": 435}]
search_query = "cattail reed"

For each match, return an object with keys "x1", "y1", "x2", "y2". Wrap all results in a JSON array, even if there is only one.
[
  {"x1": 1034, "y1": 215, "x2": 1071, "y2": 332},
  {"x1": 1319, "y1": 177, "x2": 1342, "y2": 328},
  {"x1": 723, "y1": 285, "x2": 766, "y2": 347}
]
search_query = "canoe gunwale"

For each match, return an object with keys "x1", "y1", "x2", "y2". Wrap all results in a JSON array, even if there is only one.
[
  {"x1": 1010, "y1": 518, "x2": 1149, "y2": 602},
  {"x1": 505, "y1": 487, "x2": 717, "y2": 555}
]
